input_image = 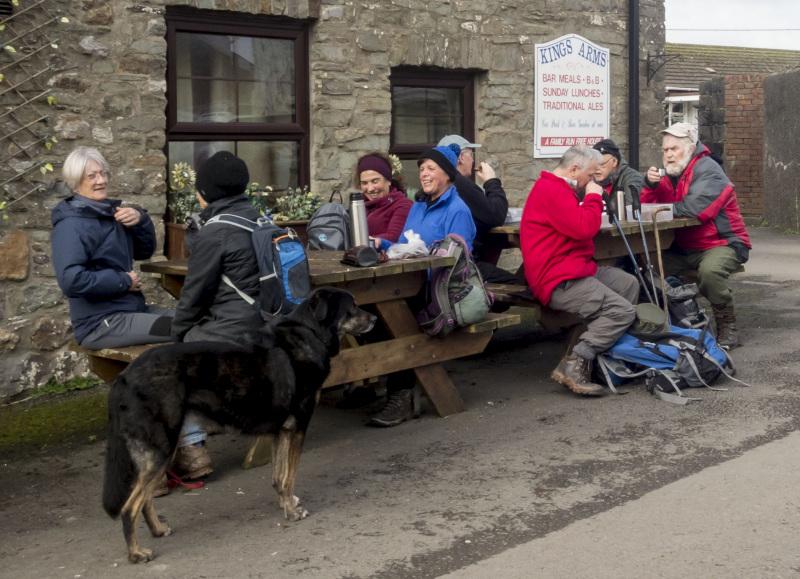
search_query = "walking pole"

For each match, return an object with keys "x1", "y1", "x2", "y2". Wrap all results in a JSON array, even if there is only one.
[
  {"x1": 650, "y1": 205, "x2": 672, "y2": 322},
  {"x1": 629, "y1": 184, "x2": 659, "y2": 307},
  {"x1": 605, "y1": 192, "x2": 655, "y2": 304}
]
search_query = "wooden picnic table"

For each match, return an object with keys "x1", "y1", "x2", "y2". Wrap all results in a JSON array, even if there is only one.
[
  {"x1": 483, "y1": 217, "x2": 702, "y2": 266},
  {"x1": 140, "y1": 251, "x2": 519, "y2": 418}
]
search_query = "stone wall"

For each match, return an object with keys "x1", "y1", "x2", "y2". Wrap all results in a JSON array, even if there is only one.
[
  {"x1": 763, "y1": 68, "x2": 800, "y2": 231},
  {"x1": 698, "y1": 74, "x2": 766, "y2": 218},
  {"x1": 0, "y1": 0, "x2": 666, "y2": 401}
]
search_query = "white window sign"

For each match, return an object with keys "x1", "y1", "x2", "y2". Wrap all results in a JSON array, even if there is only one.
[{"x1": 534, "y1": 34, "x2": 610, "y2": 158}]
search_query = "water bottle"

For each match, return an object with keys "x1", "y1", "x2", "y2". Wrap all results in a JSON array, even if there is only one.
[
  {"x1": 349, "y1": 192, "x2": 370, "y2": 247},
  {"x1": 616, "y1": 189, "x2": 626, "y2": 222}
]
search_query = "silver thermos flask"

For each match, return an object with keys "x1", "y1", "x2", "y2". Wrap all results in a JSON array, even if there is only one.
[
  {"x1": 616, "y1": 189, "x2": 626, "y2": 222},
  {"x1": 349, "y1": 192, "x2": 370, "y2": 247}
]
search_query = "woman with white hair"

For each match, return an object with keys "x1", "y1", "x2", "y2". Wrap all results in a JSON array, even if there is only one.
[{"x1": 51, "y1": 146, "x2": 175, "y2": 349}]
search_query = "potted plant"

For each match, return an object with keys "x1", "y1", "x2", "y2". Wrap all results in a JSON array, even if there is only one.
[
  {"x1": 165, "y1": 163, "x2": 199, "y2": 259},
  {"x1": 268, "y1": 185, "x2": 323, "y2": 246}
]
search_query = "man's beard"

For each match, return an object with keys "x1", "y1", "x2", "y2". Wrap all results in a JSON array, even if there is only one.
[{"x1": 665, "y1": 151, "x2": 691, "y2": 177}]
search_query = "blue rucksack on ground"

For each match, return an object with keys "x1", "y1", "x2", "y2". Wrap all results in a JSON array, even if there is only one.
[
  {"x1": 595, "y1": 324, "x2": 748, "y2": 404},
  {"x1": 205, "y1": 214, "x2": 311, "y2": 316}
]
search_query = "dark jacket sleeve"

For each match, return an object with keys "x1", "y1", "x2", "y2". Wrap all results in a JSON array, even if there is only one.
[
  {"x1": 128, "y1": 209, "x2": 157, "y2": 260},
  {"x1": 51, "y1": 218, "x2": 132, "y2": 299},
  {"x1": 454, "y1": 173, "x2": 509, "y2": 232},
  {"x1": 171, "y1": 229, "x2": 225, "y2": 342}
]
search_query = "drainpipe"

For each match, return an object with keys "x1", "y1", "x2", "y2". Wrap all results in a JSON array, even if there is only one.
[{"x1": 628, "y1": 0, "x2": 640, "y2": 170}]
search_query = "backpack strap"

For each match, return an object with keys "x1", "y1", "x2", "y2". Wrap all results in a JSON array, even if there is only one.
[
  {"x1": 205, "y1": 214, "x2": 257, "y2": 232},
  {"x1": 669, "y1": 339, "x2": 750, "y2": 388}
]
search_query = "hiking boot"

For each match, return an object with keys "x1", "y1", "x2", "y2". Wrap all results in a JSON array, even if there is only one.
[
  {"x1": 172, "y1": 443, "x2": 213, "y2": 480},
  {"x1": 369, "y1": 389, "x2": 414, "y2": 427},
  {"x1": 712, "y1": 303, "x2": 739, "y2": 350},
  {"x1": 551, "y1": 355, "x2": 604, "y2": 396}
]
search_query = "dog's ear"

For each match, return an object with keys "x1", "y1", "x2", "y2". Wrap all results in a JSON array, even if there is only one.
[{"x1": 307, "y1": 287, "x2": 334, "y2": 323}]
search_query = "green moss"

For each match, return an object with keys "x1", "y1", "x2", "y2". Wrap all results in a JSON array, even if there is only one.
[
  {"x1": 0, "y1": 387, "x2": 109, "y2": 461},
  {"x1": 27, "y1": 376, "x2": 102, "y2": 399}
]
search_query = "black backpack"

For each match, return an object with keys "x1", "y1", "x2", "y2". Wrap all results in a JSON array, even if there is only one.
[
  {"x1": 204, "y1": 214, "x2": 311, "y2": 316},
  {"x1": 306, "y1": 190, "x2": 350, "y2": 250}
]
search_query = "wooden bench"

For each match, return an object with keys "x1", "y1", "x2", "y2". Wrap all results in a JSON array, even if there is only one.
[
  {"x1": 485, "y1": 283, "x2": 580, "y2": 331},
  {"x1": 69, "y1": 311, "x2": 521, "y2": 389}
]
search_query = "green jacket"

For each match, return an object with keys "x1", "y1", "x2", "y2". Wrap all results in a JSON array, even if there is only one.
[{"x1": 599, "y1": 153, "x2": 646, "y2": 205}]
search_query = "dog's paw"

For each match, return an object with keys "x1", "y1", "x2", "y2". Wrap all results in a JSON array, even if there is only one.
[
  {"x1": 152, "y1": 524, "x2": 172, "y2": 538},
  {"x1": 284, "y1": 496, "x2": 309, "y2": 522},
  {"x1": 128, "y1": 547, "x2": 154, "y2": 564}
]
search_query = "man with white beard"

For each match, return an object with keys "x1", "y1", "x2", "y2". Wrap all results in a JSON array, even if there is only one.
[{"x1": 643, "y1": 122, "x2": 751, "y2": 349}]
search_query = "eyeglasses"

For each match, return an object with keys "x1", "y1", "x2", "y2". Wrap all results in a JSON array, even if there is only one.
[
  {"x1": 598, "y1": 156, "x2": 615, "y2": 167},
  {"x1": 85, "y1": 170, "x2": 110, "y2": 180}
]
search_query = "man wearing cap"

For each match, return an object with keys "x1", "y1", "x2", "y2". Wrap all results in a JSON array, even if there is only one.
[
  {"x1": 642, "y1": 122, "x2": 751, "y2": 349},
  {"x1": 521, "y1": 145, "x2": 640, "y2": 397},
  {"x1": 592, "y1": 138, "x2": 645, "y2": 205},
  {"x1": 437, "y1": 134, "x2": 518, "y2": 284}
]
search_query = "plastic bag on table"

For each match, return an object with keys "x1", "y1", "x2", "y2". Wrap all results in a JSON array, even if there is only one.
[{"x1": 386, "y1": 230, "x2": 429, "y2": 259}]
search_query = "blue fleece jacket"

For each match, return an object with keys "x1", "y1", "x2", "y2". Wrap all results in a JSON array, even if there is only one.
[
  {"x1": 51, "y1": 195, "x2": 157, "y2": 344},
  {"x1": 376, "y1": 185, "x2": 476, "y2": 251}
]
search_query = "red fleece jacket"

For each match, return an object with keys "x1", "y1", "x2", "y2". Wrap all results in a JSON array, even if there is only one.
[{"x1": 520, "y1": 171, "x2": 603, "y2": 305}]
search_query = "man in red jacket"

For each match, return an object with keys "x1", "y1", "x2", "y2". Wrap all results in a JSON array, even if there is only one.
[
  {"x1": 521, "y1": 145, "x2": 639, "y2": 396},
  {"x1": 642, "y1": 122, "x2": 751, "y2": 349}
]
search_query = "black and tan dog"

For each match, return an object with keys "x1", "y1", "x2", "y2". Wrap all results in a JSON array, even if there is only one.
[{"x1": 102, "y1": 287, "x2": 375, "y2": 563}]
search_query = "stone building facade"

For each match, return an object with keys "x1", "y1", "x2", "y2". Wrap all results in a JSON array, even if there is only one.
[{"x1": 0, "y1": 0, "x2": 667, "y2": 400}]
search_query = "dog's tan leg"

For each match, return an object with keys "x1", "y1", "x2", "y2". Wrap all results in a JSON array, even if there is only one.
[
  {"x1": 142, "y1": 468, "x2": 172, "y2": 539},
  {"x1": 272, "y1": 428, "x2": 308, "y2": 521},
  {"x1": 121, "y1": 474, "x2": 154, "y2": 564}
]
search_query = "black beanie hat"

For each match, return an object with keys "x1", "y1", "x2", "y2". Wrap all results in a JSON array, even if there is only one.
[
  {"x1": 592, "y1": 139, "x2": 621, "y2": 160},
  {"x1": 196, "y1": 151, "x2": 250, "y2": 203}
]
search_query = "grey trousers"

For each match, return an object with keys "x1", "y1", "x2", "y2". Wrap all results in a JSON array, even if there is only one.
[
  {"x1": 79, "y1": 305, "x2": 175, "y2": 350},
  {"x1": 548, "y1": 266, "x2": 639, "y2": 354}
]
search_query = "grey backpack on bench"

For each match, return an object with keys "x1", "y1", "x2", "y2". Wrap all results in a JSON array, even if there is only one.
[
  {"x1": 416, "y1": 234, "x2": 494, "y2": 338},
  {"x1": 306, "y1": 190, "x2": 351, "y2": 250}
]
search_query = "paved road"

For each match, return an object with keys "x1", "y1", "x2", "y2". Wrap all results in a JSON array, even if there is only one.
[{"x1": 1, "y1": 226, "x2": 798, "y2": 578}]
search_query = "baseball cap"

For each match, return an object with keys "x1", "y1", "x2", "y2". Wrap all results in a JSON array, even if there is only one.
[
  {"x1": 437, "y1": 134, "x2": 482, "y2": 149},
  {"x1": 660, "y1": 122, "x2": 698, "y2": 143}
]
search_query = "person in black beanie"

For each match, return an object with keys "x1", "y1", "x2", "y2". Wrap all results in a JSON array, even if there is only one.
[{"x1": 169, "y1": 151, "x2": 262, "y2": 482}]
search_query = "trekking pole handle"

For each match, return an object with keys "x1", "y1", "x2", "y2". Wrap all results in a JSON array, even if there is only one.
[
  {"x1": 603, "y1": 191, "x2": 616, "y2": 225},
  {"x1": 629, "y1": 184, "x2": 641, "y2": 217}
]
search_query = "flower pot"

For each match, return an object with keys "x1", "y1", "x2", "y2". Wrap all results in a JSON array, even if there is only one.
[{"x1": 165, "y1": 221, "x2": 188, "y2": 260}]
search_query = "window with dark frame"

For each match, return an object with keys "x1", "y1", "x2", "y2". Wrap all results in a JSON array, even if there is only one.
[
  {"x1": 165, "y1": 9, "x2": 309, "y2": 204},
  {"x1": 390, "y1": 67, "x2": 475, "y2": 190}
]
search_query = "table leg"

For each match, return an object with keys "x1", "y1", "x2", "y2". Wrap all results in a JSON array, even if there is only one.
[{"x1": 374, "y1": 299, "x2": 466, "y2": 417}]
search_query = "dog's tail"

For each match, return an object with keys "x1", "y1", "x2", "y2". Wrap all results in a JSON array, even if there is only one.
[{"x1": 102, "y1": 377, "x2": 137, "y2": 520}]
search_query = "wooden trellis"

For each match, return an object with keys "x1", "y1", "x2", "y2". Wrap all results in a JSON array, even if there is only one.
[{"x1": 0, "y1": 0, "x2": 67, "y2": 217}]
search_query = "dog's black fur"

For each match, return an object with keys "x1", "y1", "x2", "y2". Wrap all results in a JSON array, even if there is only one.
[{"x1": 102, "y1": 287, "x2": 375, "y2": 563}]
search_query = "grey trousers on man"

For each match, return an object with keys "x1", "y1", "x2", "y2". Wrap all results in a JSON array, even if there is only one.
[
  {"x1": 547, "y1": 267, "x2": 639, "y2": 355},
  {"x1": 79, "y1": 305, "x2": 175, "y2": 350}
]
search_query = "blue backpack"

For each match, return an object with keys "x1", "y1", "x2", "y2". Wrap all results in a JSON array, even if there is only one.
[
  {"x1": 204, "y1": 214, "x2": 311, "y2": 316},
  {"x1": 595, "y1": 324, "x2": 748, "y2": 404}
]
